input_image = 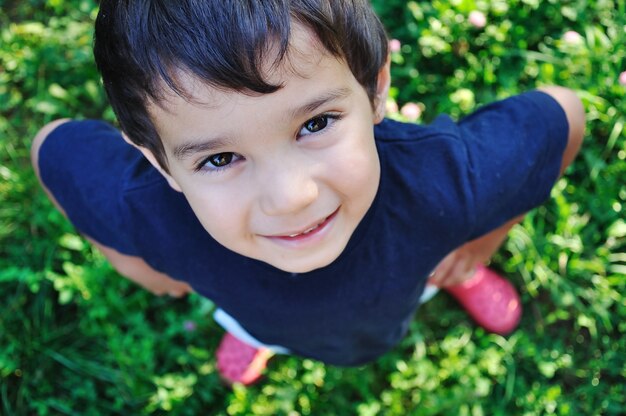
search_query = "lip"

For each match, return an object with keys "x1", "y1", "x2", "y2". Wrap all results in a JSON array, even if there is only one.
[{"x1": 264, "y1": 208, "x2": 339, "y2": 245}]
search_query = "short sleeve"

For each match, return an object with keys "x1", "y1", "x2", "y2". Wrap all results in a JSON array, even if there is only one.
[
  {"x1": 38, "y1": 120, "x2": 140, "y2": 255},
  {"x1": 459, "y1": 91, "x2": 569, "y2": 239}
]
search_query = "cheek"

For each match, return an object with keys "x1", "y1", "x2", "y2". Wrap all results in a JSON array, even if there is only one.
[
  {"x1": 183, "y1": 186, "x2": 250, "y2": 243},
  {"x1": 325, "y1": 135, "x2": 379, "y2": 204}
]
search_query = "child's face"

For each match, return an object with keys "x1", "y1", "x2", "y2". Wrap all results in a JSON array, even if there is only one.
[{"x1": 142, "y1": 27, "x2": 390, "y2": 273}]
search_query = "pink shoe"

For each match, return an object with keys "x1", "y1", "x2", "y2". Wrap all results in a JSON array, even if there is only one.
[
  {"x1": 444, "y1": 265, "x2": 522, "y2": 335},
  {"x1": 215, "y1": 333, "x2": 273, "y2": 386}
]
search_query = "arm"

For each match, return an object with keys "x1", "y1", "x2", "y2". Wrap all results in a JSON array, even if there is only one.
[
  {"x1": 87, "y1": 238, "x2": 193, "y2": 297},
  {"x1": 538, "y1": 86, "x2": 585, "y2": 175},
  {"x1": 31, "y1": 119, "x2": 193, "y2": 297},
  {"x1": 430, "y1": 87, "x2": 585, "y2": 287}
]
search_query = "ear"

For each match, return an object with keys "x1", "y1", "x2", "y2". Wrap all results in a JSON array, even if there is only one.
[
  {"x1": 122, "y1": 132, "x2": 183, "y2": 193},
  {"x1": 373, "y1": 55, "x2": 391, "y2": 124}
]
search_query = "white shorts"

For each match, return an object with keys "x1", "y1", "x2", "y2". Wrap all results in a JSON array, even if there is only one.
[{"x1": 213, "y1": 308, "x2": 290, "y2": 354}]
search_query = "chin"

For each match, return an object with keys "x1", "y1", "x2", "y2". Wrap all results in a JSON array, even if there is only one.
[{"x1": 271, "y1": 252, "x2": 339, "y2": 274}]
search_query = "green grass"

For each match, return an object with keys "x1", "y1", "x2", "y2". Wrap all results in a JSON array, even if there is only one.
[{"x1": 1, "y1": 0, "x2": 625, "y2": 414}]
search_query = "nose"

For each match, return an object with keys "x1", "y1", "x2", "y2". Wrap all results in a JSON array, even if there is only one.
[{"x1": 258, "y1": 162, "x2": 319, "y2": 216}]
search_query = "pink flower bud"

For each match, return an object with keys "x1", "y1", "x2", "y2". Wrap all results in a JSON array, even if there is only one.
[
  {"x1": 619, "y1": 71, "x2": 626, "y2": 86},
  {"x1": 563, "y1": 30, "x2": 583, "y2": 44},
  {"x1": 468, "y1": 11, "x2": 486, "y2": 29},
  {"x1": 400, "y1": 102, "x2": 422, "y2": 121},
  {"x1": 389, "y1": 39, "x2": 402, "y2": 53},
  {"x1": 386, "y1": 100, "x2": 398, "y2": 115}
]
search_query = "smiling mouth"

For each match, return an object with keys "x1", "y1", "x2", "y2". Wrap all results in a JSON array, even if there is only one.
[{"x1": 271, "y1": 208, "x2": 339, "y2": 240}]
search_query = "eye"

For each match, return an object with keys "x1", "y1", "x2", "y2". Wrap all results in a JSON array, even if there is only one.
[
  {"x1": 298, "y1": 113, "x2": 341, "y2": 138},
  {"x1": 197, "y1": 152, "x2": 243, "y2": 172},
  {"x1": 303, "y1": 115, "x2": 329, "y2": 133},
  {"x1": 208, "y1": 152, "x2": 233, "y2": 167}
]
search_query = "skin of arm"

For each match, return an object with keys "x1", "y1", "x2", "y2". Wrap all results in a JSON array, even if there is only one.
[{"x1": 429, "y1": 86, "x2": 585, "y2": 287}]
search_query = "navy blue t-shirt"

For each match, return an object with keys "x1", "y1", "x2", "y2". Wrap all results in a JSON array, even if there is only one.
[{"x1": 39, "y1": 91, "x2": 568, "y2": 365}]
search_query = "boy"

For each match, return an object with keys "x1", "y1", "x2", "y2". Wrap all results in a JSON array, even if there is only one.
[{"x1": 31, "y1": 0, "x2": 584, "y2": 385}]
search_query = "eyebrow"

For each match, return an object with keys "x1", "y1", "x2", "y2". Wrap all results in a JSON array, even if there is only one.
[
  {"x1": 173, "y1": 137, "x2": 234, "y2": 161},
  {"x1": 289, "y1": 87, "x2": 352, "y2": 120},
  {"x1": 172, "y1": 87, "x2": 352, "y2": 161}
]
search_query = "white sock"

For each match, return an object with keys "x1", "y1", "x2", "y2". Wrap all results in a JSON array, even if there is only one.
[{"x1": 419, "y1": 284, "x2": 440, "y2": 304}]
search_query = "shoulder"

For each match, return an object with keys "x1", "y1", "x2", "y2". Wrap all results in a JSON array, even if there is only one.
[
  {"x1": 36, "y1": 120, "x2": 149, "y2": 254},
  {"x1": 375, "y1": 91, "x2": 569, "y2": 143},
  {"x1": 458, "y1": 90, "x2": 570, "y2": 135},
  {"x1": 374, "y1": 117, "x2": 475, "y2": 247},
  {"x1": 374, "y1": 116, "x2": 458, "y2": 143},
  {"x1": 374, "y1": 117, "x2": 470, "y2": 185}
]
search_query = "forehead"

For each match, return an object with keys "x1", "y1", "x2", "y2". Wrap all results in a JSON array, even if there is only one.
[{"x1": 150, "y1": 24, "x2": 343, "y2": 114}]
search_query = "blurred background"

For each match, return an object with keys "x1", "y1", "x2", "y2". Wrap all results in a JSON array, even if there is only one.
[{"x1": 1, "y1": 0, "x2": 624, "y2": 414}]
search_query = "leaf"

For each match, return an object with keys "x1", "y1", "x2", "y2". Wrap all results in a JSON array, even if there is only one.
[
  {"x1": 58, "y1": 233, "x2": 85, "y2": 251},
  {"x1": 34, "y1": 100, "x2": 60, "y2": 115},
  {"x1": 48, "y1": 83, "x2": 68, "y2": 100}
]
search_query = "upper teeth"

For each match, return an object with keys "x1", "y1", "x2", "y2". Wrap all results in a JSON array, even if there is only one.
[{"x1": 288, "y1": 223, "x2": 320, "y2": 238}]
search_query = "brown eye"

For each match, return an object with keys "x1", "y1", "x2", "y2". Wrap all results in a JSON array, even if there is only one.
[
  {"x1": 197, "y1": 152, "x2": 243, "y2": 173},
  {"x1": 208, "y1": 152, "x2": 233, "y2": 167},
  {"x1": 304, "y1": 115, "x2": 329, "y2": 133}
]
